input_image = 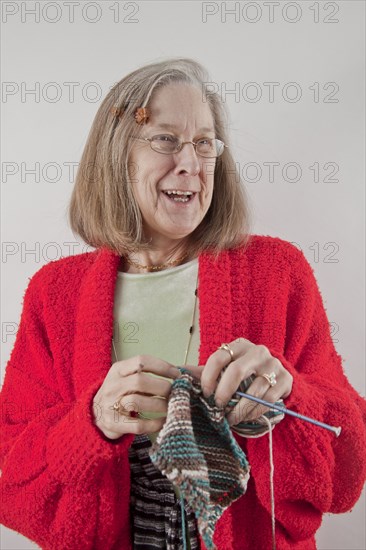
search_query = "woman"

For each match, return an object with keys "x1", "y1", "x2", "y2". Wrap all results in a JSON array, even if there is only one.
[{"x1": 0, "y1": 57, "x2": 365, "y2": 550}]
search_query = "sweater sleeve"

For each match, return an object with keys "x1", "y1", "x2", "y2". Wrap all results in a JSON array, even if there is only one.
[
  {"x1": 0, "y1": 270, "x2": 134, "y2": 550},
  {"x1": 245, "y1": 247, "x2": 366, "y2": 543}
]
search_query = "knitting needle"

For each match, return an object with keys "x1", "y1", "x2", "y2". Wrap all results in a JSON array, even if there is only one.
[{"x1": 234, "y1": 391, "x2": 342, "y2": 437}]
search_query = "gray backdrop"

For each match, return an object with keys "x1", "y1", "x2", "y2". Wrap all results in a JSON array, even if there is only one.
[{"x1": 1, "y1": 1, "x2": 365, "y2": 548}]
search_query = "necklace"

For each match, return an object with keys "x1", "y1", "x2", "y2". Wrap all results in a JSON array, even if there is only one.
[
  {"x1": 124, "y1": 252, "x2": 189, "y2": 272},
  {"x1": 112, "y1": 267, "x2": 199, "y2": 367}
]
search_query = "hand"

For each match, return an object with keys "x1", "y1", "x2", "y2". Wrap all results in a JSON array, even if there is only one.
[
  {"x1": 200, "y1": 338, "x2": 293, "y2": 426},
  {"x1": 92, "y1": 355, "x2": 181, "y2": 440}
]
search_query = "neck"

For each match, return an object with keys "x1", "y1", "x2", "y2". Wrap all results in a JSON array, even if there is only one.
[{"x1": 119, "y1": 244, "x2": 193, "y2": 273}]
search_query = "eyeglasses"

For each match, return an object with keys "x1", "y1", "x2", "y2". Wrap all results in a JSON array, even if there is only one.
[{"x1": 130, "y1": 134, "x2": 227, "y2": 158}]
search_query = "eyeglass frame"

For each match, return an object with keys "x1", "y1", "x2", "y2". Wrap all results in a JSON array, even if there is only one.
[{"x1": 129, "y1": 134, "x2": 228, "y2": 158}]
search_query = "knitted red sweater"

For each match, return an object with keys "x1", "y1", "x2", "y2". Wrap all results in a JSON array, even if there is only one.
[{"x1": 1, "y1": 235, "x2": 365, "y2": 550}]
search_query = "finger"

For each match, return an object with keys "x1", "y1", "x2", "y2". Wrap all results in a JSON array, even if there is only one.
[
  {"x1": 107, "y1": 395, "x2": 167, "y2": 434},
  {"x1": 227, "y1": 394, "x2": 285, "y2": 427},
  {"x1": 227, "y1": 397, "x2": 260, "y2": 426},
  {"x1": 200, "y1": 353, "x2": 229, "y2": 398},
  {"x1": 140, "y1": 372, "x2": 175, "y2": 385},
  {"x1": 226, "y1": 374, "x2": 275, "y2": 425},
  {"x1": 199, "y1": 352, "x2": 233, "y2": 399},
  {"x1": 113, "y1": 360, "x2": 144, "y2": 378},
  {"x1": 228, "y1": 383, "x2": 281, "y2": 425},
  {"x1": 135, "y1": 417, "x2": 166, "y2": 435},
  {"x1": 227, "y1": 395, "x2": 271, "y2": 425},
  {"x1": 116, "y1": 394, "x2": 168, "y2": 418},
  {"x1": 201, "y1": 340, "x2": 255, "y2": 399},
  {"x1": 115, "y1": 415, "x2": 166, "y2": 436},
  {"x1": 115, "y1": 355, "x2": 180, "y2": 380},
  {"x1": 214, "y1": 346, "x2": 278, "y2": 407},
  {"x1": 213, "y1": 347, "x2": 264, "y2": 406},
  {"x1": 120, "y1": 371, "x2": 174, "y2": 399}
]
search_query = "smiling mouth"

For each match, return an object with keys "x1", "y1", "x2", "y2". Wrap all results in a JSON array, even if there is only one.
[{"x1": 162, "y1": 190, "x2": 197, "y2": 203}]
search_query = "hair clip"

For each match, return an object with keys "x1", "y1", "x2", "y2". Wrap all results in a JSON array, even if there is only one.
[
  {"x1": 110, "y1": 106, "x2": 124, "y2": 119},
  {"x1": 134, "y1": 106, "x2": 149, "y2": 125}
]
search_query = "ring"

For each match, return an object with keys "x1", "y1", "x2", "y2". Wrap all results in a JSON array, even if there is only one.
[
  {"x1": 259, "y1": 372, "x2": 277, "y2": 387},
  {"x1": 111, "y1": 399, "x2": 139, "y2": 418},
  {"x1": 218, "y1": 343, "x2": 235, "y2": 361}
]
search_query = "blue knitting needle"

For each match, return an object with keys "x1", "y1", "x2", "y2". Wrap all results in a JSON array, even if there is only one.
[{"x1": 235, "y1": 391, "x2": 342, "y2": 437}]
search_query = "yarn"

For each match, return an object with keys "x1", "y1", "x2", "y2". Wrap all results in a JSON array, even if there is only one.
[
  {"x1": 261, "y1": 414, "x2": 276, "y2": 550},
  {"x1": 180, "y1": 493, "x2": 188, "y2": 550}
]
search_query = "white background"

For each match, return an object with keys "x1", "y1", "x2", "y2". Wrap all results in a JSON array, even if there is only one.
[{"x1": 1, "y1": 1, "x2": 365, "y2": 548}]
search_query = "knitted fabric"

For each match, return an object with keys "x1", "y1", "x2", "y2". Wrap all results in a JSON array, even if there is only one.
[{"x1": 149, "y1": 369, "x2": 250, "y2": 550}]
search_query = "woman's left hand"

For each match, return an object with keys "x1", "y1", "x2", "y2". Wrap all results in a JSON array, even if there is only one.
[{"x1": 200, "y1": 338, "x2": 293, "y2": 426}]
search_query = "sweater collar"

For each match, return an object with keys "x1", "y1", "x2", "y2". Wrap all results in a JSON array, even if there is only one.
[{"x1": 72, "y1": 246, "x2": 233, "y2": 397}]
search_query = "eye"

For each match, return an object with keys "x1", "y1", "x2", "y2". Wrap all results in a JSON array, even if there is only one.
[
  {"x1": 152, "y1": 134, "x2": 177, "y2": 143},
  {"x1": 197, "y1": 137, "x2": 212, "y2": 145}
]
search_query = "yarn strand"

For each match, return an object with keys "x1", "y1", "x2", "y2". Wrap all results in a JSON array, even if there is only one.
[
  {"x1": 260, "y1": 414, "x2": 276, "y2": 550},
  {"x1": 180, "y1": 494, "x2": 188, "y2": 550}
]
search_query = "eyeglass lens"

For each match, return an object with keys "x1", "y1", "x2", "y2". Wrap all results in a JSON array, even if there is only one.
[{"x1": 150, "y1": 135, "x2": 224, "y2": 157}]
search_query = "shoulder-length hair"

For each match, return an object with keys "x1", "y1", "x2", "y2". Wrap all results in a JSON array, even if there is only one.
[{"x1": 68, "y1": 57, "x2": 252, "y2": 259}]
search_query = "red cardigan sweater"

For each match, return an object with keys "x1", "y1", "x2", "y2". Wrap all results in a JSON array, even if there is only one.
[{"x1": 1, "y1": 234, "x2": 365, "y2": 550}]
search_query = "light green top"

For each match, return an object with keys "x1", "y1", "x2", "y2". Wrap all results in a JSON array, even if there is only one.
[{"x1": 112, "y1": 257, "x2": 199, "y2": 367}]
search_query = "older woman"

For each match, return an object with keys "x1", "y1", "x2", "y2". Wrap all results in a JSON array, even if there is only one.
[{"x1": 0, "y1": 58, "x2": 365, "y2": 550}]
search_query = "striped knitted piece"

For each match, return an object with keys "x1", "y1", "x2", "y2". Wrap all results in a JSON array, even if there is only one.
[{"x1": 149, "y1": 369, "x2": 250, "y2": 550}]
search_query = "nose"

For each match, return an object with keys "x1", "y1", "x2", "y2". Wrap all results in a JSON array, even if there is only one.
[{"x1": 172, "y1": 142, "x2": 200, "y2": 176}]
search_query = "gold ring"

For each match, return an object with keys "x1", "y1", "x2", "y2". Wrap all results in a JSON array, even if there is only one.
[
  {"x1": 218, "y1": 343, "x2": 235, "y2": 361},
  {"x1": 111, "y1": 399, "x2": 139, "y2": 418},
  {"x1": 259, "y1": 372, "x2": 277, "y2": 387}
]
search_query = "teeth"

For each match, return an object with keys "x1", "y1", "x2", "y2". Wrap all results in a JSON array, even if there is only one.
[
  {"x1": 164, "y1": 190, "x2": 193, "y2": 196},
  {"x1": 172, "y1": 197, "x2": 189, "y2": 202}
]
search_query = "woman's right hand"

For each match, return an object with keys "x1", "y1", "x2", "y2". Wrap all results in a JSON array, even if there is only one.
[{"x1": 92, "y1": 355, "x2": 182, "y2": 440}]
